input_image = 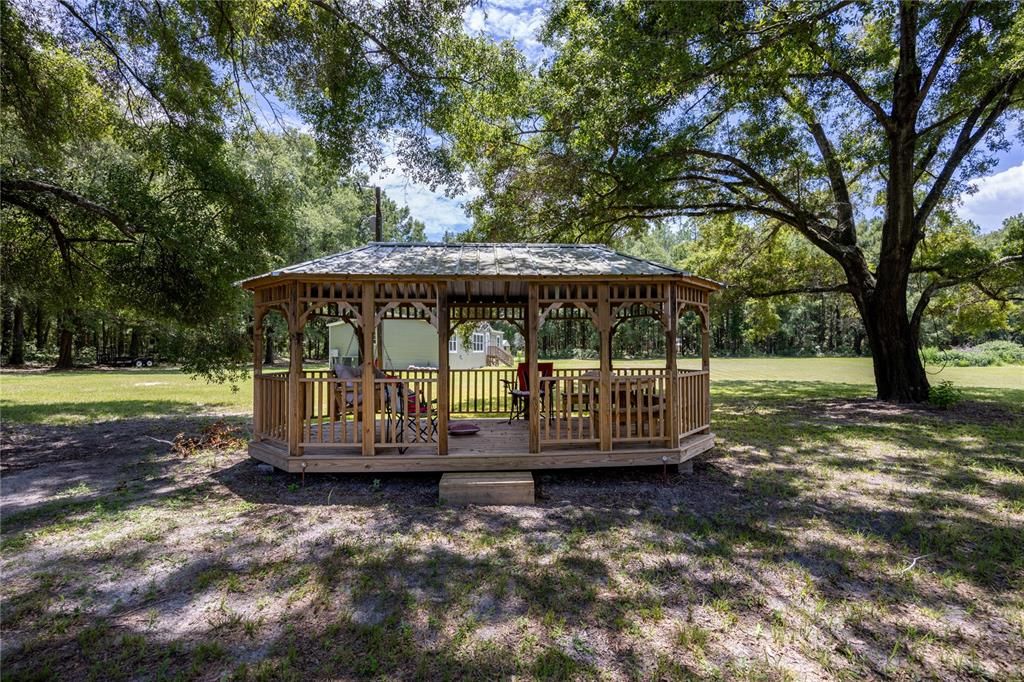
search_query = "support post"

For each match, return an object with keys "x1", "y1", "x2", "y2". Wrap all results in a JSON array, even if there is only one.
[
  {"x1": 598, "y1": 284, "x2": 612, "y2": 451},
  {"x1": 361, "y1": 282, "x2": 376, "y2": 456},
  {"x1": 253, "y1": 307, "x2": 264, "y2": 437},
  {"x1": 701, "y1": 305, "x2": 710, "y2": 372},
  {"x1": 700, "y1": 302, "x2": 711, "y2": 432},
  {"x1": 666, "y1": 287, "x2": 679, "y2": 447},
  {"x1": 527, "y1": 283, "x2": 539, "y2": 453},
  {"x1": 286, "y1": 285, "x2": 304, "y2": 457},
  {"x1": 374, "y1": 187, "x2": 384, "y2": 367},
  {"x1": 436, "y1": 283, "x2": 449, "y2": 455}
]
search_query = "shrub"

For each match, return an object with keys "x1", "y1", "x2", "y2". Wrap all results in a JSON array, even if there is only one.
[
  {"x1": 921, "y1": 341, "x2": 1024, "y2": 367},
  {"x1": 972, "y1": 340, "x2": 1024, "y2": 364},
  {"x1": 571, "y1": 348, "x2": 598, "y2": 360},
  {"x1": 929, "y1": 380, "x2": 964, "y2": 409}
]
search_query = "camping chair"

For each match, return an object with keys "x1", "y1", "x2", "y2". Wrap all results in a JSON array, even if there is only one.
[
  {"x1": 390, "y1": 381, "x2": 439, "y2": 454},
  {"x1": 500, "y1": 361, "x2": 554, "y2": 424},
  {"x1": 333, "y1": 364, "x2": 386, "y2": 420}
]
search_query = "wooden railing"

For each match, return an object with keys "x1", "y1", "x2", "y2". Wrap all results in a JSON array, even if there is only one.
[
  {"x1": 539, "y1": 375, "x2": 598, "y2": 446},
  {"x1": 299, "y1": 374, "x2": 362, "y2": 449},
  {"x1": 677, "y1": 370, "x2": 710, "y2": 438},
  {"x1": 389, "y1": 366, "x2": 671, "y2": 417},
  {"x1": 388, "y1": 367, "x2": 515, "y2": 414},
  {"x1": 254, "y1": 366, "x2": 710, "y2": 454},
  {"x1": 254, "y1": 374, "x2": 288, "y2": 443},
  {"x1": 371, "y1": 376, "x2": 438, "y2": 450},
  {"x1": 294, "y1": 373, "x2": 439, "y2": 451},
  {"x1": 609, "y1": 373, "x2": 669, "y2": 443},
  {"x1": 485, "y1": 345, "x2": 514, "y2": 366}
]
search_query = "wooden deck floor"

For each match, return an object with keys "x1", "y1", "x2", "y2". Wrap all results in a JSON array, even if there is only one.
[{"x1": 250, "y1": 418, "x2": 714, "y2": 473}]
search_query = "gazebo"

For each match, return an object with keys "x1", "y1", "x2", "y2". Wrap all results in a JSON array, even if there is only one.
[{"x1": 240, "y1": 243, "x2": 720, "y2": 473}]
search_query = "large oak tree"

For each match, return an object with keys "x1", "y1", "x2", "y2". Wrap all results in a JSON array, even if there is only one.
[
  {"x1": 444, "y1": 0, "x2": 1024, "y2": 401},
  {"x1": 1, "y1": 0, "x2": 464, "y2": 370}
]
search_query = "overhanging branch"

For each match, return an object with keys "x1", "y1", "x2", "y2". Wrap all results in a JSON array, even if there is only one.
[
  {"x1": 910, "y1": 253, "x2": 1024, "y2": 331},
  {"x1": 746, "y1": 283, "x2": 851, "y2": 298},
  {"x1": 2, "y1": 179, "x2": 135, "y2": 239}
]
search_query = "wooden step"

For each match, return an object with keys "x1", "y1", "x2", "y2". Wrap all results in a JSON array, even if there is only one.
[{"x1": 439, "y1": 471, "x2": 535, "y2": 506}]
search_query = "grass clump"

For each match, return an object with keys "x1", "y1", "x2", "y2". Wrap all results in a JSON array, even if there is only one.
[{"x1": 929, "y1": 380, "x2": 964, "y2": 409}]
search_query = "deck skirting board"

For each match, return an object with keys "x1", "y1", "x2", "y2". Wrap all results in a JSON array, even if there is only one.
[{"x1": 248, "y1": 432, "x2": 714, "y2": 473}]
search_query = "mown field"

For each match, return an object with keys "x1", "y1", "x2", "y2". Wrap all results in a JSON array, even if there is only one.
[
  {"x1": 2, "y1": 357, "x2": 1020, "y2": 425},
  {"x1": 1, "y1": 361, "x2": 1022, "y2": 680}
]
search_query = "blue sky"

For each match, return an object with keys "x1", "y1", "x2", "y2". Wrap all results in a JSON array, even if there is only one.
[
  {"x1": 368, "y1": 0, "x2": 549, "y2": 239},
  {"x1": 370, "y1": 1, "x2": 1023, "y2": 239}
]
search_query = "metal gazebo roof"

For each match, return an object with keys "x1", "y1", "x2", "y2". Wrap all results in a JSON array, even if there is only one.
[{"x1": 241, "y1": 242, "x2": 720, "y2": 288}]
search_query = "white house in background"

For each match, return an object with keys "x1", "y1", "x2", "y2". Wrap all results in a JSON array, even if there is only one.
[{"x1": 327, "y1": 320, "x2": 511, "y2": 370}]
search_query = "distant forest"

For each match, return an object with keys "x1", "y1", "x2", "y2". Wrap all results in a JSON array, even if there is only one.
[{"x1": 4, "y1": 195, "x2": 1018, "y2": 369}]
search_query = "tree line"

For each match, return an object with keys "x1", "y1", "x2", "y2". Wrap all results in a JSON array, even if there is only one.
[{"x1": 0, "y1": 128, "x2": 425, "y2": 372}]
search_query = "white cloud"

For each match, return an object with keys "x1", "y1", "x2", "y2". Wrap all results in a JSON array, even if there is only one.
[
  {"x1": 463, "y1": 1, "x2": 551, "y2": 66},
  {"x1": 958, "y1": 162, "x2": 1024, "y2": 233},
  {"x1": 367, "y1": 146, "x2": 477, "y2": 241}
]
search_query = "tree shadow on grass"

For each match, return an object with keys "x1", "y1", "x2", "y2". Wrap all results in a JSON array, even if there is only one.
[
  {"x1": 3, "y1": 445, "x2": 1018, "y2": 680},
  {"x1": 710, "y1": 380, "x2": 1024, "y2": 593},
  {"x1": 3, "y1": 383, "x2": 1023, "y2": 679},
  {"x1": 0, "y1": 414, "x2": 250, "y2": 532}
]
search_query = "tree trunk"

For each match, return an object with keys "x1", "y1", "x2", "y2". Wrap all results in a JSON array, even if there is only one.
[
  {"x1": 858, "y1": 284, "x2": 929, "y2": 403},
  {"x1": 264, "y1": 325, "x2": 275, "y2": 365},
  {"x1": 35, "y1": 305, "x2": 49, "y2": 350},
  {"x1": 56, "y1": 327, "x2": 74, "y2": 369},
  {"x1": 9, "y1": 303, "x2": 26, "y2": 365},
  {"x1": 1, "y1": 302, "x2": 11, "y2": 361},
  {"x1": 129, "y1": 327, "x2": 141, "y2": 358},
  {"x1": 855, "y1": 4, "x2": 929, "y2": 403}
]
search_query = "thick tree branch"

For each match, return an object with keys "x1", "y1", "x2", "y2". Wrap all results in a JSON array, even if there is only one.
[
  {"x1": 746, "y1": 283, "x2": 851, "y2": 298},
  {"x1": 782, "y1": 91, "x2": 857, "y2": 246},
  {"x1": 795, "y1": 62, "x2": 895, "y2": 132},
  {"x1": 915, "y1": 72, "x2": 1024, "y2": 229},
  {"x1": 2, "y1": 179, "x2": 135, "y2": 238},
  {"x1": 668, "y1": 147, "x2": 854, "y2": 262},
  {"x1": 2, "y1": 194, "x2": 74, "y2": 274},
  {"x1": 910, "y1": 253, "x2": 1024, "y2": 332},
  {"x1": 916, "y1": 1, "x2": 975, "y2": 112}
]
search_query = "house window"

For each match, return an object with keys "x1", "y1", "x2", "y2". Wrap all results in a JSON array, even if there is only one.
[
  {"x1": 449, "y1": 337, "x2": 458, "y2": 353},
  {"x1": 471, "y1": 332, "x2": 485, "y2": 352}
]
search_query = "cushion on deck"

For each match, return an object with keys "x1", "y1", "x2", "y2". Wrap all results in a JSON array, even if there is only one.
[{"x1": 448, "y1": 422, "x2": 480, "y2": 435}]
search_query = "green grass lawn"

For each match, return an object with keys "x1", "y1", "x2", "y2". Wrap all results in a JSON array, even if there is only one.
[
  {"x1": 1, "y1": 363, "x2": 1022, "y2": 679},
  {"x1": 0, "y1": 368, "x2": 252, "y2": 425},
  {"x1": 1, "y1": 358, "x2": 1020, "y2": 425}
]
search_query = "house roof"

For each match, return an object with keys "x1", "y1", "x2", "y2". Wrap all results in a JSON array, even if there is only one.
[{"x1": 241, "y1": 242, "x2": 720, "y2": 288}]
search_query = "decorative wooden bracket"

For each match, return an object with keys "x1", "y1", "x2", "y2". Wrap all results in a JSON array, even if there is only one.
[
  {"x1": 254, "y1": 302, "x2": 287, "y2": 322},
  {"x1": 409, "y1": 302, "x2": 438, "y2": 330},
  {"x1": 697, "y1": 305, "x2": 710, "y2": 330},
  {"x1": 674, "y1": 301, "x2": 710, "y2": 329},
  {"x1": 538, "y1": 301, "x2": 562, "y2": 326},
  {"x1": 299, "y1": 300, "x2": 361, "y2": 327},
  {"x1": 374, "y1": 301, "x2": 401, "y2": 328},
  {"x1": 613, "y1": 301, "x2": 667, "y2": 330},
  {"x1": 538, "y1": 301, "x2": 598, "y2": 327}
]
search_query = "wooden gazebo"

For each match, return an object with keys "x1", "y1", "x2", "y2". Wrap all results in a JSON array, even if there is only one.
[{"x1": 240, "y1": 243, "x2": 719, "y2": 473}]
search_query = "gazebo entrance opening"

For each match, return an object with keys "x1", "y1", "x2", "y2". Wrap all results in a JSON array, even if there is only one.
[{"x1": 242, "y1": 243, "x2": 719, "y2": 473}]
